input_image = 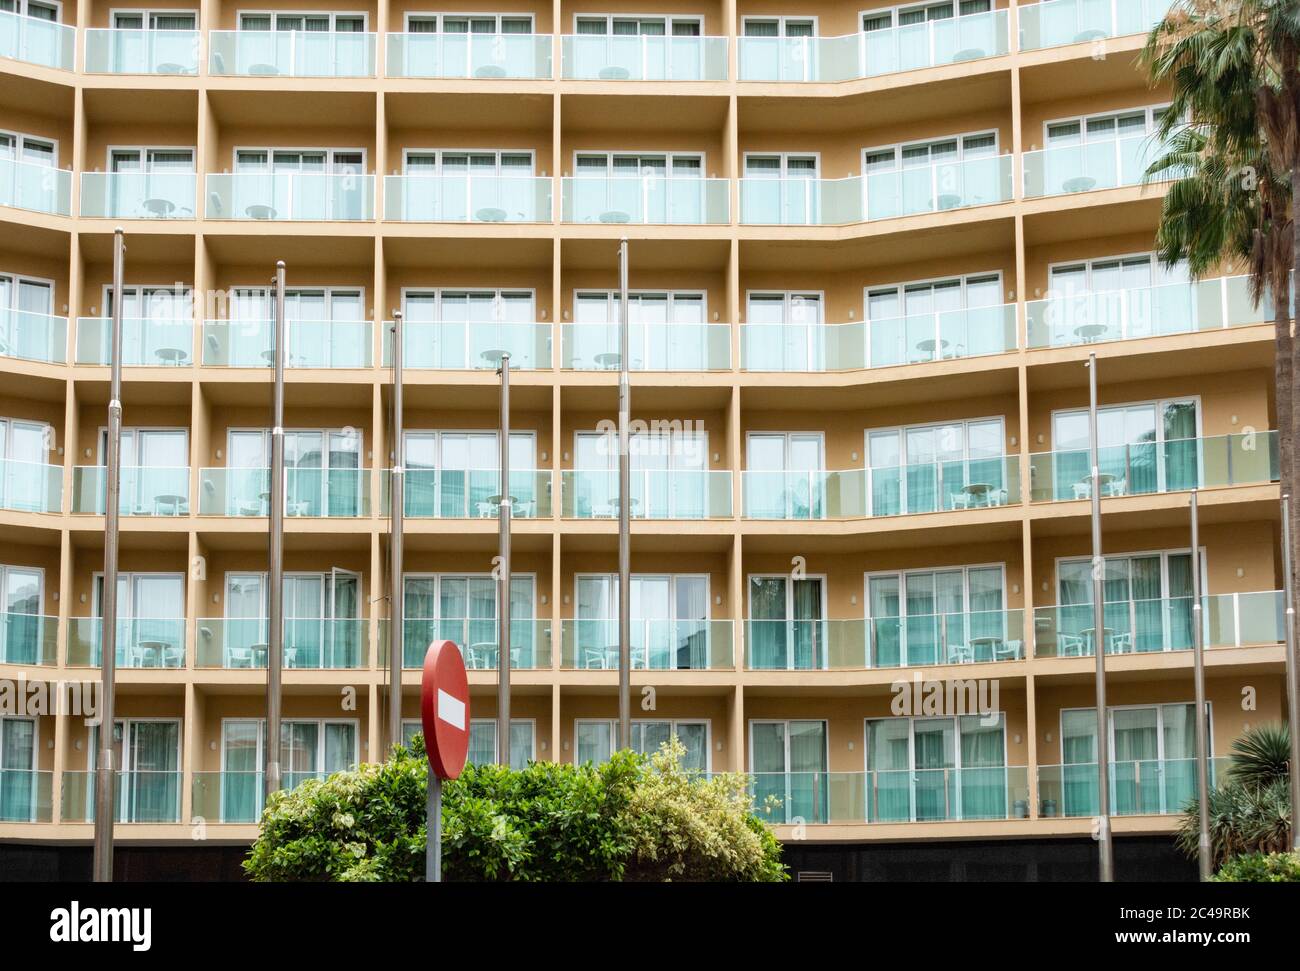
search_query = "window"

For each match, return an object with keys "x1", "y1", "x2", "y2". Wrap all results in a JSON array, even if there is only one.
[
  {"x1": 220, "y1": 718, "x2": 357, "y2": 821},
  {"x1": 748, "y1": 573, "x2": 825, "y2": 669},
  {"x1": 0, "y1": 130, "x2": 56, "y2": 167},
  {"x1": 222, "y1": 569, "x2": 362, "y2": 668},
  {"x1": 866, "y1": 565, "x2": 1012, "y2": 666},
  {"x1": 402, "y1": 429, "x2": 536, "y2": 519},
  {"x1": 407, "y1": 13, "x2": 533, "y2": 33},
  {"x1": 864, "y1": 132, "x2": 997, "y2": 174},
  {"x1": 226, "y1": 426, "x2": 364, "y2": 516},
  {"x1": 401, "y1": 572, "x2": 536, "y2": 669},
  {"x1": 400, "y1": 149, "x2": 535, "y2": 221},
  {"x1": 571, "y1": 289, "x2": 706, "y2": 370},
  {"x1": 402, "y1": 149, "x2": 533, "y2": 177},
  {"x1": 745, "y1": 431, "x2": 825, "y2": 519},
  {"x1": 1, "y1": 0, "x2": 59, "y2": 22},
  {"x1": 572, "y1": 424, "x2": 709, "y2": 519},
  {"x1": 401, "y1": 288, "x2": 535, "y2": 367},
  {"x1": 1046, "y1": 106, "x2": 1170, "y2": 147},
  {"x1": 742, "y1": 291, "x2": 824, "y2": 370},
  {"x1": 236, "y1": 147, "x2": 363, "y2": 175},
  {"x1": 571, "y1": 14, "x2": 706, "y2": 80},
  {"x1": 230, "y1": 148, "x2": 366, "y2": 220},
  {"x1": 0, "y1": 716, "x2": 37, "y2": 821},
  {"x1": 743, "y1": 17, "x2": 814, "y2": 37},
  {"x1": 1045, "y1": 253, "x2": 1191, "y2": 343},
  {"x1": 110, "y1": 146, "x2": 194, "y2": 172},
  {"x1": 93, "y1": 426, "x2": 189, "y2": 516},
  {"x1": 740, "y1": 17, "x2": 815, "y2": 80},
  {"x1": 88, "y1": 719, "x2": 180, "y2": 822},
  {"x1": 111, "y1": 9, "x2": 196, "y2": 29},
  {"x1": 865, "y1": 273, "x2": 1004, "y2": 364},
  {"x1": 92, "y1": 571, "x2": 185, "y2": 667},
  {"x1": 0, "y1": 564, "x2": 43, "y2": 664},
  {"x1": 865, "y1": 713, "x2": 1006, "y2": 822},
  {"x1": 1060, "y1": 703, "x2": 1206, "y2": 815},
  {"x1": 221, "y1": 286, "x2": 365, "y2": 367},
  {"x1": 573, "y1": 574, "x2": 710, "y2": 669},
  {"x1": 571, "y1": 152, "x2": 706, "y2": 224},
  {"x1": 866, "y1": 417, "x2": 1008, "y2": 515},
  {"x1": 749, "y1": 720, "x2": 828, "y2": 822},
  {"x1": 0, "y1": 270, "x2": 55, "y2": 361},
  {"x1": 0, "y1": 416, "x2": 53, "y2": 512},
  {"x1": 106, "y1": 146, "x2": 195, "y2": 217},
  {"x1": 1050, "y1": 397, "x2": 1201, "y2": 498},
  {"x1": 742, "y1": 153, "x2": 820, "y2": 223},
  {"x1": 574, "y1": 719, "x2": 710, "y2": 770},
  {"x1": 238, "y1": 11, "x2": 365, "y2": 32}
]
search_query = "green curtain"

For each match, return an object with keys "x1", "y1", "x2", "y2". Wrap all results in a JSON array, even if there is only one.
[
  {"x1": 787, "y1": 721, "x2": 828, "y2": 823},
  {"x1": 866, "y1": 719, "x2": 911, "y2": 822},
  {"x1": 1160, "y1": 704, "x2": 1198, "y2": 813},
  {"x1": 1165, "y1": 554, "x2": 1194, "y2": 652},
  {"x1": 1162, "y1": 401, "x2": 1199, "y2": 491},
  {"x1": 912, "y1": 718, "x2": 954, "y2": 821},
  {"x1": 748, "y1": 577, "x2": 787, "y2": 669},
  {"x1": 221, "y1": 721, "x2": 260, "y2": 822},
  {"x1": 959, "y1": 714, "x2": 1006, "y2": 819},
  {"x1": 1060, "y1": 710, "x2": 1097, "y2": 817},
  {"x1": 1111, "y1": 707, "x2": 1159, "y2": 814},
  {"x1": 791, "y1": 578, "x2": 822, "y2": 669},
  {"x1": 0, "y1": 718, "x2": 35, "y2": 821}
]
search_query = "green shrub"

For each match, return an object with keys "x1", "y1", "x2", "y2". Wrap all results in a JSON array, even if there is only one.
[
  {"x1": 1212, "y1": 851, "x2": 1300, "y2": 882},
  {"x1": 243, "y1": 734, "x2": 787, "y2": 882}
]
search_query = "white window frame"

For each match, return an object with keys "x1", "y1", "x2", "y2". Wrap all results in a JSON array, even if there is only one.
[
  {"x1": 232, "y1": 146, "x2": 367, "y2": 174},
  {"x1": 404, "y1": 12, "x2": 535, "y2": 33},
  {"x1": 864, "y1": 415, "x2": 1007, "y2": 515},
  {"x1": 0, "y1": 715, "x2": 40, "y2": 819},
  {"x1": 573, "y1": 572, "x2": 711, "y2": 670},
  {"x1": 574, "y1": 717, "x2": 712, "y2": 771},
  {"x1": 108, "y1": 8, "x2": 198, "y2": 29},
  {"x1": 745, "y1": 572, "x2": 830, "y2": 670},
  {"x1": 747, "y1": 718, "x2": 829, "y2": 774},
  {"x1": 236, "y1": 10, "x2": 369, "y2": 31},
  {"x1": 0, "y1": 128, "x2": 58, "y2": 165},
  {"x1": 7, "y1": 0, "x2": 62, "y2": 22},
  {"x1": 106, "y1": 144, "x2": 197, "y2": 171},
  {"x1": 400, "y1": 147, "x2": 535, "y2": 176},
  {"x1": 1049, "y1": 394, "x2": 1204, "y2": 493}
]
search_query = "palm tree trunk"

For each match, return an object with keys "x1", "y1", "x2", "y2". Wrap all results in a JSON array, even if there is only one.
[{"x1": 1291, "y1": 165, "x2": 1300, "y2": 602}]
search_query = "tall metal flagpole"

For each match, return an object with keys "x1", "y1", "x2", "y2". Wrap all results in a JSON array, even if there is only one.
[
  {"x1": 92, "y1": 227, "x2": 126, "y2": 883},
  {"x1": 497, "y1": 352, "x2": 512, "y2": 765},
  {"x1": 1282, "y1": 495, "x2": 1300, "y2": 851},
  {"x1": 389, "y1": 311, "x2": 404, "y2": 754},
  {"x1": 1190, "y1": 491, "x2": 1211, "y2": 879},
  {"x1": 1087, "y1": 352, "x2": 1114, "y2": 882},
  {"x1": 617, "y1": 239, "x2": 631, "y2": 750},
  {"x1": 265, "y1": 261, "x2": 286, "y2": 802}
]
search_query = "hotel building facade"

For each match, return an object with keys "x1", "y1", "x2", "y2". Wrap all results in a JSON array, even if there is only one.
[{"x1": 0, "y1": 0, "x2": 1291, "y2": 880}]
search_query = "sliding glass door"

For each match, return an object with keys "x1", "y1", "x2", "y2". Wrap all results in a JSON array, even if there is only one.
[
  {"x1": 867, "y1": 565, "x2": 1006, "y2": 666},
  {"x1": 748, "y1": 575, "x2": 824, "y2": 669},
  {"x1": 0, "y1": 564, "x2": 42, "y2": 664},
  {"x1": 866, "y1": 714, "x2": 1007, "y2": 822},
  {"x1": 750, "y1": 720, "x2": 828, "y2": 823},
  {"x1": 575, "y1": 574, "x2": 709, "y2": 669},
  {"x1": 746, "y1": 432, "x2": 824, "y2": 518},
  {"x1": 1051, "y1": 398, "x2": 1200, "y2": 498},
  {"x1": 221, "y1": 719, "x2": 357, "y2": 821},
  {"x1": 1057, "y1": 550, "x2": 1199, "y2": 654},
  {"x1": 0, "y1": 717, "x2": 36, "y2": 821},
  {"x1": 91, "y1": 720, "x2": 180, "y2": 822}
]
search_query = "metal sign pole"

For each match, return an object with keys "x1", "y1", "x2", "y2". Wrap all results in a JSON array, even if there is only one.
[
  {"x1": 390, "y1": 311, "x2": 404, "y2": 754},
  {"x1": 1282, "y1": 495, "x2": 1300, "y2": 851},
  {"x1": 265, "y1": 261, "x2": 286, "y2": 802},
  {"x1": 1087, "y1": 352, "x2": 1114, "y2": 881},
  {"x1": 497, "y1": 352, "x2": 512, "y2": 765},
  {"x1": 426, "y1": 774, "x2": 442, "y2": 882},
  {"x1": 1190, "y1": 491, "x2": 1211, "y2": 879},
  {"x1": 92, "y1": 227, "x2": 126, "y2": 883},
  {"x1": 617, "y1": 239, "x2": 631, "y2": 750}
]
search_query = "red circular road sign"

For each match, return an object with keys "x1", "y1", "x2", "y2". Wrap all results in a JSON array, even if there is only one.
[{"x1": 420, "y1": 640, "x2": 470, "y2": 780}]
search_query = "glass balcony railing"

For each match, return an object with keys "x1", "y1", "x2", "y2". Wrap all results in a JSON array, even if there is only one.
[
  {"x1": 206, "y1": 173, "x2": 375, "y2": 221},
  {"x1": 379, "y1": 469, "x2": 551, "y2": 519},
  {"x1": 75, "y1": 317, "x2": 194, "y2": 366},
  {"x1": 200, "y1": 319, "x2": 373, "y2": 368},
  {"x1": 560, "y1": 619, "x2": 733, "y2": 670},
  {"x1": 0, "y1": 769, "x2": 52, "y2": 822},
  {"x1": 0, "y1": 308, "x2": 66, "y2": 363},
  {"x1": 561, "y1": 469, "x2": 733, "y2": 519},
  {"x1": 1023, "y1": 133, "x2": 1172, "y2": 198},
  {"x1": 378, "y1": 617, "x2": 551, "y2": 670},
  {"x1": 1037, "y1": 757, "x2": 1227, "y2": 818},
  {"x1": 1019, "y1": 0, "x2": 1171, "y2": 51},
  {"x1": 741, "y1": 307, "x2": 1017, "y2": 371},
  {"x1": 1028, "y1": 432, "x2": 1278, "y2": 503},
  {"x1": 192, "y1": 771, "x2": 332, "y2": 824},
  {"x1": 562, "y1": 176, "x2": 729, "y2": 225},
  {"x1": 743, "y1": 457, "x2": 1020, "y2": 520},
  {"x1": 562, "y1": 323, "x2": 731, "y2": 371},
  {"x1": 386, "y1": 31, "x2": 551, "y2": 79},
  {"x1": 71, "y1": 466, "x2": 190, "y2": 516},
  {"x1": 1033, "y1": 591, "x2": 1284, "y2": 658},
  {"x1": 750, "y1": 767, "x2": 1031, "y2": 824},
  {"x1": 0, "y1": 612, "x2": 57, "y2": 665},
  {"x1": 561, "y1": 33, "x2": 727, "y2": 81},
  {"x1": 1027, "y1": 275, "x2": 1275, "y2": 348},
  {"x1": 66, "y1": 616, "x2": 186, "y2": 668},
  {"x1": 196, "y1": 617, "x2": 367, "y2": 669},
  {"x1": 197, "y1": 468, "x2": 371, "y2": 518},
  {"x1": 0, "y1": 9, "x2": 75, "y2": 70},
  {"x1": 208, "y1": 29, "x2": 376, "y2": 77},
  {"x1": 381, "y1": 321, "x2": 551, "y2": 370},
  {"x1": 739, "y1": 11, "x2": 1010, "y2": 82},
  {"x1": 80, "y1": 172, "x2": 197, "y2": 219},
  {"x1": 0, "y1": 158, "x2": 72, "y2": 216},
  {"x1": 0, "y1": 459, "x2": 62, "y2": 513},
  {"x1": 83, "y1": 28, "x2": 200, "y2": 75},
  {"x1": 383, "y1": 174, "x2": 552, "y2": 223},
  {"x1": 741, "y1": 156, "x2": 1014, "y2": 225},
  {"x1": 60, "y1": 771, "x2": 182, "y2": 823}
]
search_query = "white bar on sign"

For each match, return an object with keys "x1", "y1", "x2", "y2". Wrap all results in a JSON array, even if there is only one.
[{"x1": 437, "y1": 688, "x2": 466, "y2": 730}]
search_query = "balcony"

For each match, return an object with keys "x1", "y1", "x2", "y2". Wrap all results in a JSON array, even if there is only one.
[
  {"x1": 205, "y1": 173, "x2": 375, "y2": 221},
  {"x1": 198, "y1": 468, "x2": 371, "y2": 518},
  {"x1": 1019, "y1": 0, "x2": 1170, "y2": 51},
  {"x1": 386, "y1": 31, "x2": 551, "y2": 79},
  {"x1": 79, "y1": 172, "x2": 197, "y2": 219},
  {"x1": 75, "y1": 317, "x2": 194, "y2": 366},
  {"x1": 208, "y1": 29, "x2": 376, "y2": 77},
  {"x1": 741, "y1": 306, "x2": 1017, "y2": 371},
  {"x1": 0, "y1": 458, "x2": 62, "y2": 513},
  {"x1": 382, "y1": 321, "x2": 551, "y2": 370},
  {"x1": 0, "y1": 308, "x2": 66, "y2": 363},
  {"x1": 196, "y1": 617, "x2": 367, "y2": 669},
  {"x1": 1027, "y1": 275, "x2": 1273, "y2": 348},
  {"x1": 0, "y1": 769, "x2": 52, "y2": 822},
  {"x1": 739, "y1": 11, "x2": 1010, "y2": 83},
  {"x1": 0, "y1": 612, "x2": 57, "y2": 665},
  {"x1": 83, "y1": 28, "x2": 201, "y2": 75},
  {"x1": 561, "y1": 33, "x2": 727, "y2": 81},
  {"x1": 61, "y1": 771, "x2": 182, "y2": 823},
  {"x1": 379, "y1": 469, "x2": 552, "y2": 519},
  {"x1": 746, "y1": 611, "x2": 1025, "y2": 670},
  {"x1": 380, "y1": 618, "x2": 551, "y2": 670},
  {"x1": 1033, "y1": 591, "x2": 1284, "y2": 657},
  {"x1": 752, "y1": 767, "x2": 1031, "y2": 824},
  {"x1": 192, "y1": 771, "x2": 328, "y2": 824},
  {"x1": 383, "y1": 174, "x2": 552, "y2": 223},
  {"x1": 1027, "y1": 432, "x2": 1278, "y2": 503},
  {"x1": 743, "y1": 457, "x2": 1021, "y2": 520},
  {"x1": 1037, "y1": 757, "x2": 1226, "y2": 818},
  {"x1": 561, "y1": 176, "x2": 729, "y2": 225},
  {"x1": 201, "y1": 319, "x2": 372, "y2": 368},
  {"x1": 560, "y1": 619, "x2": 733, "y2": 669},
  {"x1": 71, "y1": 466, "x2": 190, "y2": 516},
  {"x1": 0, "y1": 9, "x2": 75, "y2": 70},
  {"x1": 740, "y1": 156, "x2": 1013, "y2": 225},
  {"x1": 66, "y1": 616, "x2": 186, "y2": 668},
  {"x1": 0, "y1": 158, "x2": 72, "y2": 216},
  {"x1": 562, "y1": 322, "x2": 731, "y2": 371},
  {"x1": 1022, "y1": 133, "x2": 1170, "y2": 198},
  {"x1": 560, "y1": 469, "x2": 733, "y2": 519}
]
